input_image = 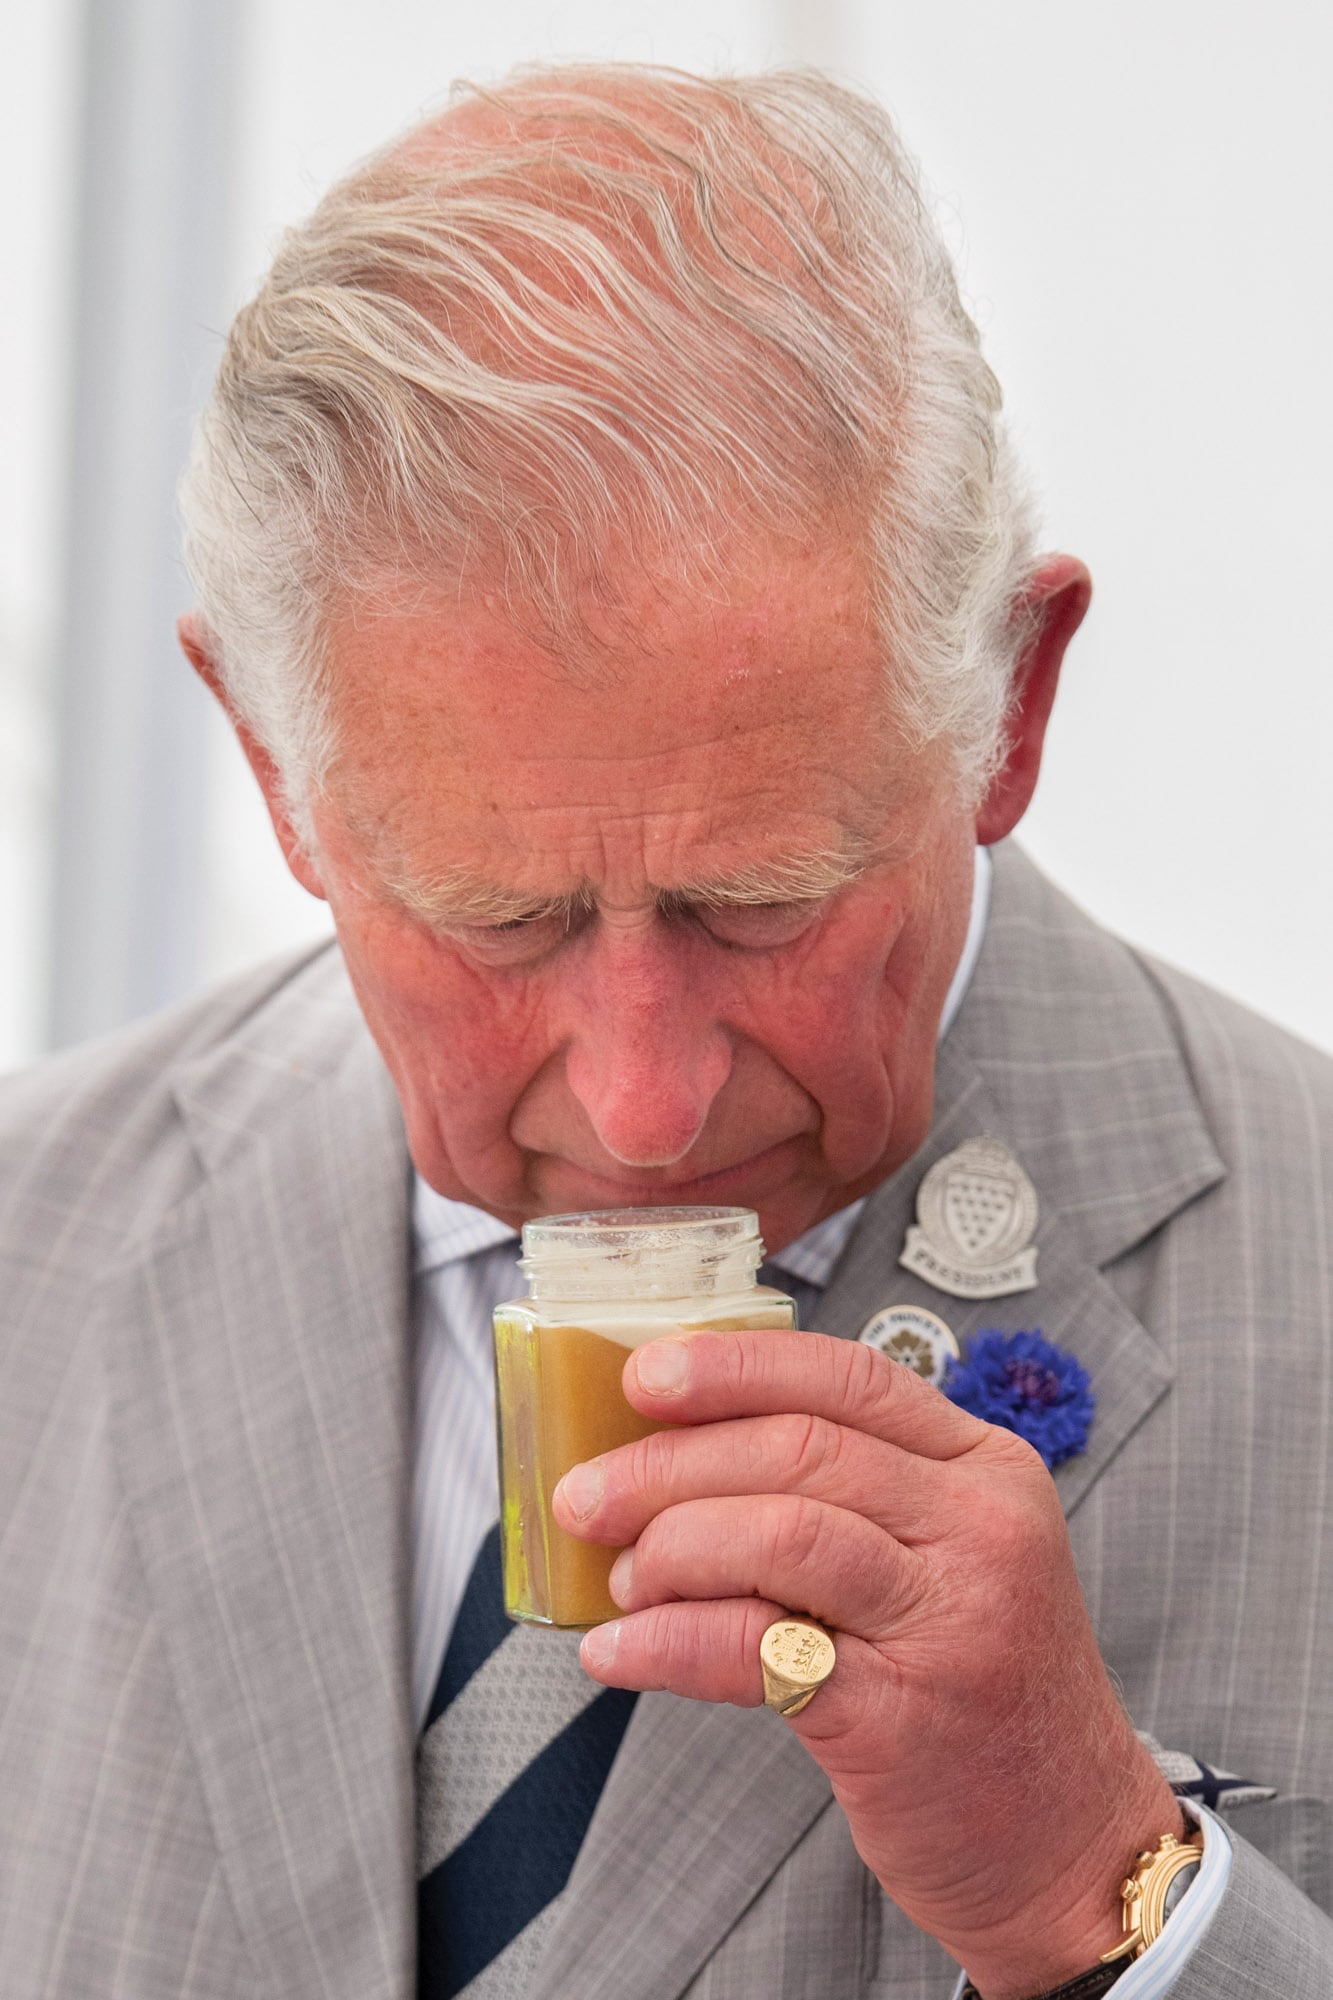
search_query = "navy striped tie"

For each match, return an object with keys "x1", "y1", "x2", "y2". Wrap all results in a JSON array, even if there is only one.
[{"x1": 416, "y1": 1523, "x2": 638, "y2": 1997}]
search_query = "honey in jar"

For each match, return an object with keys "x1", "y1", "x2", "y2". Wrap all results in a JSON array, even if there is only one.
[{"x1": 493, "y1": 1206, "x2": 797, "y2": 1627}]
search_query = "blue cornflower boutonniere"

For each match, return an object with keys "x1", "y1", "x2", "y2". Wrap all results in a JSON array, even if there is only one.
[{"x1": 941, "y1": 1329, "x2": 1094, "y2": 1469}]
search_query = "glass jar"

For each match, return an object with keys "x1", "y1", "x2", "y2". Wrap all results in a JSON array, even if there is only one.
[{"x1": 493, "y1": 1206, "x2": 797, "y2": 1628}]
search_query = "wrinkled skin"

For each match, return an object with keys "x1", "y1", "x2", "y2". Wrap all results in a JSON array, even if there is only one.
[{"x1": 183, "y1": 529, "x2": 1178, "y2": 1997}]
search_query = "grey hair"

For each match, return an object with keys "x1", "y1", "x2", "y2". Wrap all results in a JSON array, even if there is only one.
[{"x1": 180, "y1": 63, "x2": 1038, "y2": 834}]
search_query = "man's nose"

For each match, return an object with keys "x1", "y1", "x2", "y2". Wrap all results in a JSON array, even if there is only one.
[{"x1": 561, "y1": 923, "x2": 733, "y2": 1168}]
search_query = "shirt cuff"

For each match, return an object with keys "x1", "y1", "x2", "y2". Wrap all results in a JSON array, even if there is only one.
[{"x1": 948, "y1": 1800, "x2": 1232, "y2": 2000}]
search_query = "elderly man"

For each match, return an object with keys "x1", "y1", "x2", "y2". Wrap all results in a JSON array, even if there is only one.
[{"x1": 2, "y1": 61, "x2": 1330, "y2": 2000}]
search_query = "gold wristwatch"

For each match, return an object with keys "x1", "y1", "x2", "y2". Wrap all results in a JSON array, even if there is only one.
[
  {"x1": 960, "y1": 1824, "x2": 1204, "y2": 2000},
  {"x1": 1100, "y1": 1826, "x2": 1204, "y2": 1965}
]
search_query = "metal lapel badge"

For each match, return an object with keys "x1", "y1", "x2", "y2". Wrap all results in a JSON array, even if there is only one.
[{"x1": 900, "y1": 1136, "x2": 1039, "y2": 1300}]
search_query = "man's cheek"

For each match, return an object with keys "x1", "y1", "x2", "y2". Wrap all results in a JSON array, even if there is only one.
[
  {"x1": 749, "y1": 946, "x2": 890, "y2": 1073},
  {"x1": 776, "y1": 943, "x2": 943, "y2": 1182},
  {"x1": 413, "y1": 988, "x2": 557, "y2": 1160},
  {"x1": 332, "y1": 926, "x2": 548, "y2": 1161},
  {"x1": 345, "y1": 916, "x2": 542, "y2": 1061},
  {"x1": 399, "y1": 1036, "x2": 547, "y2": 1210},
  {"x1": 740, "y1": 987, "x2": 895, "y2": 1174}
]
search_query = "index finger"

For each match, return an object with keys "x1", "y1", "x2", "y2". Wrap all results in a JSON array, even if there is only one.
[{"x1": 622, "y1": 1326, "x2": 991, "y2": 1461}]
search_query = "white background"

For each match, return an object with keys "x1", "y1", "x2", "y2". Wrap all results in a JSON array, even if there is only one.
[{"x1": 4, "y1": 0, "x2": 1330, "y2": 1067}]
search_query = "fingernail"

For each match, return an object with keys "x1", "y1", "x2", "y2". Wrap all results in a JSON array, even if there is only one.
[
  {"x1": 581, "y1": 1622, "x2": 621, "y2": 1671},
  {"x1": 635, "y1": 1337, "x2": 690, "y2": 1395},
  {"x1": 608, "y1": 1548, "x2": 634, "y2": 1604},
  {"x1": 555, "y1": 1460, "x2": 605, "y2": 1520}
]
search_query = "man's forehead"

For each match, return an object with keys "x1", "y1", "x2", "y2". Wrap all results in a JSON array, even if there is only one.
[
  {"x1": 332, "y1": 524, "x2": 874, "y2": 723},
  {"x1": 335, "y1": 699, "x2": 906, "y2": 914},
  {"x1": 318, "y1": 528, "x2": 938, "y2": 905}
]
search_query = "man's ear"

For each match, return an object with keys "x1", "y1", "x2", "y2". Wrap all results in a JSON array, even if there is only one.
[
  {"x1": 177, "y1": 611, "x2": 328, "y2": 901},
  {"x1": 975, "y1": 555, "x2": 1092, "y2": 846}
]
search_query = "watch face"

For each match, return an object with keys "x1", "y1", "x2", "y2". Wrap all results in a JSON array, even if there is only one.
[{"x1": 1161, "y1": 1857, "x2": 1202, "y2": 1921}]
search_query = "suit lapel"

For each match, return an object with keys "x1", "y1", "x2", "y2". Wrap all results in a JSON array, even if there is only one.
[
  {"x1": 810, "y1": 1041, "x2": 1181, "y2": 1520},
  {"x1": 105, "y1": 976, "x2": 416, "y2": 2000},
  {"x1": 532, "y1": 845, "x2": 1227, "y2": 2000}
]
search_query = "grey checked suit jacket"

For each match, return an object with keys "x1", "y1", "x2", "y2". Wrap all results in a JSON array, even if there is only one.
[{"x1": 4, "y1": 841, "x2": 1333, "y2": 1998}]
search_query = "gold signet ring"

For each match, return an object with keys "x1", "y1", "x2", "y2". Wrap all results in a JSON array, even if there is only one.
[{"x1": 760, "y1": 1617, "x2": 837, "y2": 1717}]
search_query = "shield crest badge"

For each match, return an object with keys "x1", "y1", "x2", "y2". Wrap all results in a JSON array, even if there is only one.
[{"x1": 900, "y1": 1136, "x2": 1039, "y2": 1299}]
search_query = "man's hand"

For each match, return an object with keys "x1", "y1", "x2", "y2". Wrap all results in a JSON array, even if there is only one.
[{"x1": 551, "y1": 1328, "x2": 1181, "y2": 2000}]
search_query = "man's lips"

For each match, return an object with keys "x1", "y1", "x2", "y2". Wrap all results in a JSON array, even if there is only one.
[{"x1": 536, "y1": 1135, "x2": 805, "y2": 1208}]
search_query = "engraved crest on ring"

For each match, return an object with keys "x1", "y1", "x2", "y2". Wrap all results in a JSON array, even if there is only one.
[
  {"x1": 900, "y1": 1136, "x2": 1039, "y2": 1300},
  {"x1": 858, "y1": 1305, "x2": 960, "y2": 1387},
  {"x1": 760, "y1": 1618, "x2": 837, "y2": 1715}
]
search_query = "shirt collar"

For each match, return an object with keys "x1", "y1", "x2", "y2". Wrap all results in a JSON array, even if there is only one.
[
  {"x1": 940, "y1": 841, "x2": 991, "y2": 1045},
  {"x1": 412, "y1": 844, "x2": 993, "y2": 1282},
  {"x1": 764, "y1": 1198, "x2": 867, "y2": 1286},
  {"x1": 412, "y1": 1178, "x2": 518, "y2": 1275}
]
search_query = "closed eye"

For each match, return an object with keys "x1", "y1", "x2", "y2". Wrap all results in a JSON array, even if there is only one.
[
  {"x1": 438, "y1": 891, "x2": 828, "y2": 963},
  {"x1": 445, "y1": 899, "x2": 593, "y2": 965},
  {"x1": 665, "y1": 895, "x2": 828, "y2": 951}
]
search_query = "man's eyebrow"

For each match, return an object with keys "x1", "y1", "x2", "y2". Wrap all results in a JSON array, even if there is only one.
[
  {"x1": 382, "y1": 842, "x2": 874, "y2": 929},
  {"x1": 663, "y1": 843, "x2": 872, "y2": 908},
  {"x1": 382, "y1": 871, "x2": 589, "y2": 928}
]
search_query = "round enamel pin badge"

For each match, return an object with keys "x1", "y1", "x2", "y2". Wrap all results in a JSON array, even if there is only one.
[{"x1": 858, "y1": 1305, "x2": 960, "y2": 1387}]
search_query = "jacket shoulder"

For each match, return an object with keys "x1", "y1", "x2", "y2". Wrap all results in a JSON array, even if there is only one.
[
  {"x1": 1136, "y1": 949, "x2": 1333, "y2": 1154},
  {"x1": 0, "y1": 941, "x2": 352, "y2": 1268},
  {"x1": 971, "y1": 844, "x2": 1332, "y2": 1274}
]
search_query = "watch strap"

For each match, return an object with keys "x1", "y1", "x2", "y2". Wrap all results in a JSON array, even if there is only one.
[{"x1": 961, "y1": 1965, "x2": 1127, "y2": 2000}]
